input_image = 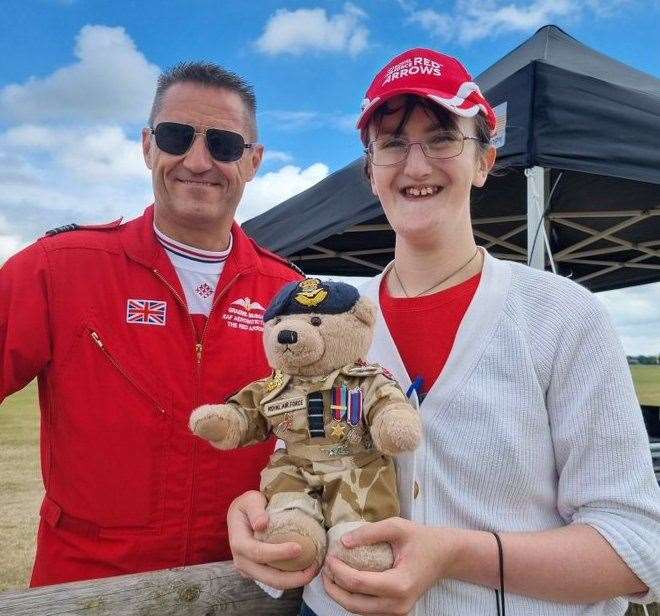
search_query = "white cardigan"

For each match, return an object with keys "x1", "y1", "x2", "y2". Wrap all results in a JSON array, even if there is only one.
[{"x1": 303, "y1": 251, "x2": 660, "y2": 615}]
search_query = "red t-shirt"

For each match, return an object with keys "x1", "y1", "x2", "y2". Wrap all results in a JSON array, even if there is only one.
[{"x1": 379, "y1": 272, "x2": 481, "y2": 396}]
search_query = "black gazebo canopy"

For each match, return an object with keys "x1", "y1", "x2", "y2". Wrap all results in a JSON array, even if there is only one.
[{"x1": 244, "y1": 25, "x2": 660, "y2": 292}]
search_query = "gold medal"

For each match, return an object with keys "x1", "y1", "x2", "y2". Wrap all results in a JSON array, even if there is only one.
[{"x1": 330, "y1": 423, "x2": 347, "y2": 440}]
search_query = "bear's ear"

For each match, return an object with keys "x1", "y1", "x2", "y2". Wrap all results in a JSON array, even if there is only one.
[{"x1": 351, "y1": 297, "x2": 376, "y2": 327}]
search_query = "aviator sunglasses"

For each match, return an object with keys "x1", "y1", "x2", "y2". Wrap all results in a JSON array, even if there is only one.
[{"x1": 148, "y1": 121, "x2": 255, "y2": 162}]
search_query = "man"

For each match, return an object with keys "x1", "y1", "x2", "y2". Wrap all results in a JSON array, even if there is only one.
[{"x1": 0, "y1": 62, "x2": 302, "y2": 586}]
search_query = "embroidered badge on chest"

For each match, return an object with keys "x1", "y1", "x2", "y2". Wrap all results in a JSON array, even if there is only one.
[
  {"x1": 273, "y1": 412, "x2": 294, "y2": 436},
  {"x1": 195, "y1": 283, "x2": 214, "y2": 299},
  {"x1": 126, "y1": 299, "x2": 167, "y2": 326},
  {"x1": 222, "y1": 296, "x2": 266, "y2": 333}
]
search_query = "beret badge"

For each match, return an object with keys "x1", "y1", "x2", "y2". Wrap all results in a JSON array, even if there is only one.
[{"x1": 294, "y1": 278, "x2": 328, "y2": 308}]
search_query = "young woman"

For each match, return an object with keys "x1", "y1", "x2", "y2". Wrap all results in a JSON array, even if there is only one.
[{"x1": 226, "y1": 48, "x2": 660, "y2": 616}]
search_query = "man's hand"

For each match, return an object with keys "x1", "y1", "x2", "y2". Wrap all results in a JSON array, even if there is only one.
[{"x1": 227, "y1": 490, "x2": 320, "y2": 590}]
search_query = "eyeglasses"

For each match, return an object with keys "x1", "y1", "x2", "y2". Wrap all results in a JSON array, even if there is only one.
[
  {"x1": 148, "y1": 122, "x2": 255, "y2": 162},
  {"x1": 366, "y1": 131, "x2": 482, "y2": 166}
]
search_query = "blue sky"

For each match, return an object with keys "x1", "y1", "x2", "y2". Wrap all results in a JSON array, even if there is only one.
[{"x1": 0, "y1": 0, "x2": 658, "y2": 353}]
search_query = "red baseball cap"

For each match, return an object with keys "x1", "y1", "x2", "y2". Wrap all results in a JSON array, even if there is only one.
[{"x1": 356, "y1": 48, "x2": 496, "y2": 132}]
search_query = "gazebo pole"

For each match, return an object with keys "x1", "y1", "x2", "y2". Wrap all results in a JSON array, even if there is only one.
[{"x1": 525, "y1": 166, "x2": 550, "y2": 271}]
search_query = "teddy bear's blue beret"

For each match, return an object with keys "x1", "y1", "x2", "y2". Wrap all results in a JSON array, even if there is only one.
[{"x1": 263, "y1": 278, "x2": 360, "y2": 322}]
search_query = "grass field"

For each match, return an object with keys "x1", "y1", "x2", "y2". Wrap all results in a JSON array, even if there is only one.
[
  {"x1": 1, "y1": 377, "x2": 658, "y2": 616},
  {"x1": 631, "y1": 365, "x2": 660, "y2": 406},
  {"x1": 0, "y1": 380, "x2": 42, "y2": 593}
]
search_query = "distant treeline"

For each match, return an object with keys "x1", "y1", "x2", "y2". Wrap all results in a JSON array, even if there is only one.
[{"x1": 628, "y1": 355, "x2": 660, "y2": 365}]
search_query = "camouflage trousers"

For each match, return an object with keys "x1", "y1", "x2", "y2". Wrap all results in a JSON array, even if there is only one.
[{"x1": 260, "y1": 449, "x2": 399, "y2": 529}]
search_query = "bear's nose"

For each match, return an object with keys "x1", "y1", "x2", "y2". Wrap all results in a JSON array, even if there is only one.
[{"x1": 277, "y1": 329, "x2": 298, "y2": 345}]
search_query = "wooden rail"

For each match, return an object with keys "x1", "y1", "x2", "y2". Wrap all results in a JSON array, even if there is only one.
[
  {"x1": 0, "y1": 561, "x2": 302, "y2": 616},
  {"x1": 1, "y1": 560, "x2": 654, "y2": 616}
]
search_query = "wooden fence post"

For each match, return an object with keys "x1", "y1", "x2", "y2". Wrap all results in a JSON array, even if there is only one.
[{"x1": 0, "y1": 561, "x2": 302, "y2": 616}]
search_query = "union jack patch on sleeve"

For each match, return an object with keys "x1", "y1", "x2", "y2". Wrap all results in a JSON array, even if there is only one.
[{"x1": 126, "y1": 299, "x2": 167, "y2": 326}]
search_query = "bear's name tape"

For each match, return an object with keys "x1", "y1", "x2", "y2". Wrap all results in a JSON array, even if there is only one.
[{"x1": 263, "y1": 396, "x2": 307, "y2": 417}]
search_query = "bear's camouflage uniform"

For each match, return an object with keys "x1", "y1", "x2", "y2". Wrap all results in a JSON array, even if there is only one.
[{"x1": 225, "y1": 363, "x2": 407, "y2": 529}]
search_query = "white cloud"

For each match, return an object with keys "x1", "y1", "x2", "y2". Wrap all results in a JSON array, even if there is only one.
[
  {"x1": 600, "y1": 283, "x2": 660, "y2": 328},
  {"x1": 0, "y1": 123, "x2": 152, "y2": 249},
  {"x1": 261, "y1": 110, "x2": 358, "y2": 132},
  {"x1": 406, "y1": 9, "x2": 454, "y2": 41},
  {"x1": 263, "y1": 150, "x2": 294, "y2": 163},
  {"x1": 0, "y1": 177, "x2": 152, "y2": 243},
  {"x1": 0, "y1": 119, "x2": 328, "y2": 261},
  {"x1": 255, "y1": 3, "x2": 369, "y2": 56},
  {"x1": 0, "y1": 214, "x2": 26, "y2": 264},
  {"x1": 456, "y1": 0, "x2": 573, "y2": 43},
  {"x1": 0, "y1": 25, "x2": 159, "y2": 123},
  {"x1": 332, "y1": 113, "x2": 360, "y2": 132},
  {"x1": 238, "y1": 163, "x2": 329, "y2": 222},
  {"x1": 395, "y1": 0, "x2": 417, "y2": 10},
  {"x1": 401, "y1": 0, "x2": 626, "y2": 43},
  {"x1": 261, "y1": 111, "x2": 320, "y2": 130},
  {"x1": 581, "y1": 0, "x2": 634, "y2": 16},
  {"x1": 599, "y1": 282, "x2": 660, "y2": 355},
  {"x1": 2, "y1": 124, "x2": 146, "y2": 182},
  {"x1": 0, "y1": 26, "x2": 156, "y2": 260}
]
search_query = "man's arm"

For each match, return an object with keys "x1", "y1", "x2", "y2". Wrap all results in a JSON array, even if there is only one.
[{"x1": 0, "y1": 242, "x2": 52, "y2": 403}]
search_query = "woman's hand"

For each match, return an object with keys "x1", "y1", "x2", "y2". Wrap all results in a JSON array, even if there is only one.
[
  {"x1": 322, "y1": 518, "x2": 459, "y2": 615},
  {"x1": 227, "y1": 490, "x2": 319, "y2": 589}
]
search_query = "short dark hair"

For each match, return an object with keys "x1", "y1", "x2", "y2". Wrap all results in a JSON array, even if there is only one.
[
  {"x1": 148, "y1": 62, "x2": 258, "y2": 138},
  {"x1": 361, "y1": 94, "x2": 491, "y2": 179}
]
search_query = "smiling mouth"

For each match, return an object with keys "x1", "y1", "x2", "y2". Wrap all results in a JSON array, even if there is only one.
[
  {"x1": 401, "y1": 185, "x2": 441, "y2": 199},
  {"x1": 177, "y1": 179, "x2": 219, "y2": 187}
]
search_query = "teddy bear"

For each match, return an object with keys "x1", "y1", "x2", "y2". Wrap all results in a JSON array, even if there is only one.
[{"x1": 189, "y1": 278, "x2": 422, "y2": 573}]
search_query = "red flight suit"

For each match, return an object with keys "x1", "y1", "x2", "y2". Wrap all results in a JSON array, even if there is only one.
[{"x1": 0, "y1": 205, "x2": 302, "y2": 586}]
